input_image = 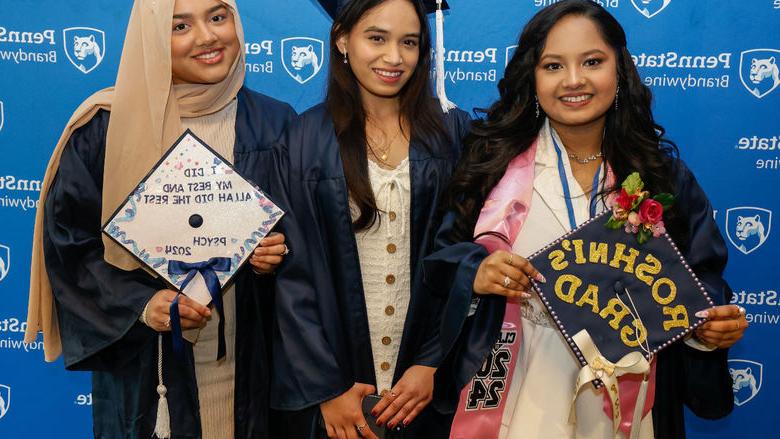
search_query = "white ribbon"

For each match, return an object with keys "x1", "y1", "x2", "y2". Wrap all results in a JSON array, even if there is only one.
[{"x1": 569, "y1": 330, "x2": 650, "y2": 439}]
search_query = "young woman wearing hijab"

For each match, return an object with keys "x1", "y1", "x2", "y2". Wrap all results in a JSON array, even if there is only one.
[
  {"x1": 24, "y1": 0, "x2": 297, "y2": 437},
  {"x1": 270, "y1": 1, "x2": 468, "y2": 438},
  {"x1": 424, "y1": 1, "x2": 746, "y2": 438}
]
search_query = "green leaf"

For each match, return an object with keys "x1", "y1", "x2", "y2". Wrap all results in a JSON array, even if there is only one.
[
  {"x1": 621, "y1": 172, "x2": 644, "y2": 195},
  {"x1": 632, "y1": 192, "x2": 647, "y2": 210},
  {"x1": 636, "y1": 228, "x2": 651, "y2": 245},
  {"x1": 605, "y1": 217, "x2": 624, "y2": 229},
  {"x1": 653, "y1": 193, "x2": 675, "y2": 210}
]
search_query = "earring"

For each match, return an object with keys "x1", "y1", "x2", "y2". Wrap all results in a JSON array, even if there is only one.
[
  {"x1": 535, "y1": 97, "x2": 540, "y2": 118},
  {"x1": 343, "y1": 52, "x2": 348, "y2": 64},
  {"x1": 614, "y1": 85, "x2": 620, "y2": 111}
]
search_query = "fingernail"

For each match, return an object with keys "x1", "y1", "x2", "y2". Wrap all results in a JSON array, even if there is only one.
[
  {"x1": 371, "y1": 410, "x2": 377, "y2": 417},
  {"x1": 535, "y1": 273, "x2": 547, "y2": 283},
  {"x1": 521, "y1": 292, "x2": 532, "y2": 299},
  {"x1": 376, "y1": 420, "x2": 384, "y2": 427},
  {"x1": 403, "y1": 420, "x2": 409, "y2": 427},
  {"x1": 387, "y1": 422, "x2": 394, "y2": 429},
  {"x1": 695, "y1": 310, "x2": 709, "y2": 319}
]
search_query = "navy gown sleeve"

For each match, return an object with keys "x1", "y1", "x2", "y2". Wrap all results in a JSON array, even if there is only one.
[
  {"x1": 423, "y1": 209, "x2": 509, "y2": 398},
  {"x1": 270, "y1": 112, "x2": 353, "y2": 411},
  {"x1": 410, "y1": 108, "x2": 473, "y2": 368},
  {"x1": 43, "y1": 110, "x2": 164, "y2": 371},
  {"x1": 652, "y1": 160, "x2": 734, "y2": 436}
]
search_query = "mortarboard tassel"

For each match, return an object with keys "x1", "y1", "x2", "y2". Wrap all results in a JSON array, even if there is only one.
[
  {"x1": 154, "y1": 334, "x2": 171, "y2": 438},
  {"x1": 434, "y1": 0, "x2": 456, "y2": 113}
]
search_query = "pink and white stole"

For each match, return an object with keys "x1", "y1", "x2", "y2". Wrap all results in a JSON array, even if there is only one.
[{"x1": 449, "y1": 138, "x2": 655, "y2": 439}]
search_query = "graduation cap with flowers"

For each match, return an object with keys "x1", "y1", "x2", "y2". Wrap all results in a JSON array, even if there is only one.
[{"x1": 527, "y1": 172, "x2": 714, "y2": 435}]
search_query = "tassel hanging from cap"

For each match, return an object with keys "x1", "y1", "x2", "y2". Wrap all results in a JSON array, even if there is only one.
[
  {"x1": 434, "y1": 0, "x2": 456, "y2": 113},
  {"x1": 154, "y1": 334, "x2": 171, "y2": 438}
]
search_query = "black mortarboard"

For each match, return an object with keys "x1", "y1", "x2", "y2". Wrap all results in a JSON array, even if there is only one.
[
  {"x1": 316, "y1": 0, "x2": 449, "y2": 20},
  {"x1": 528, "y1": 211, "x2": 714, "y2": 370}
]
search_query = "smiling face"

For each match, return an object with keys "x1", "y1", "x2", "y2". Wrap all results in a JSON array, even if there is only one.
[
  {"x1": 534, "y1": 14, "x2": 618, "y2": 132},
  {"x1": 170, "y1": 0, "x2": 239, "y2": 85},
  {"x1": 337, "y1": 0, "x2": 421, "y2": 102}
]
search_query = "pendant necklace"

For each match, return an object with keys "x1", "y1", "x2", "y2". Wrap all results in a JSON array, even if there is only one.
[
  {"x1": 368, "y1": 128, "x2": 403, "y2": 163},
  {"x1": 567, "y1": 150, "x2": 603, "y2": 165}
]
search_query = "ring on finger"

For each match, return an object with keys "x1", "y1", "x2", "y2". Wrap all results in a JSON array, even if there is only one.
[
  {"x1": 507, "y1": 254, "x2": 514, "y2": 266},
  {"x1": 281, "y1": 244, "x2": 290, "y2": 256},
  {"x1": 738, "y1": 306, "x2": 746, "y2": 316},
  {"x1": 502, "y1": 275, "x2": 511, "y2": 288},
  {"x1": 356, "y1": 423, "x2": 367, "y2": 432},
  {"x1": 164, "y1": 318, "x2": 171, "y2": 328},
  {"x1": 390, "y1": 391, "x2": 398, "y2": 398}
]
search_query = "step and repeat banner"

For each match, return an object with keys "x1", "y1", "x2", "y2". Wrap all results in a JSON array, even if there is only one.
[{"x1": 0, "y1": 0, "x2": 777, "y2": 437}]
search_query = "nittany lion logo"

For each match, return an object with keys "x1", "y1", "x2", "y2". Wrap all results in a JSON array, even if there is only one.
[
  {"x1": 631, "y1": 0, "x2": 672, "y2": 18},
  {"x1": 729, "y1": 359, "x2": 762, "y2": 407},
  {"x1": 739, "y1": 49, "x2": 780, "y2": 99},
  {"x1": 0, "y1": 244, "x2": 9, "y2": 282},
  {"x1": 0, "y1": 384, "x2": 9, "y2": 420},
  {"x1": 63, "y1": 27, "x2": 106, "y2": 74},
  {"x1": 281, "y1": 37, "x2": 324, "y2": 84},
  {"x1": 725, "y1": 207, "x2": 772, "y2": 255}
]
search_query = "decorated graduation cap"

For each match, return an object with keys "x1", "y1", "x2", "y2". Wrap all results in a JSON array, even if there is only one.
[
  {"x1": 527, "y1": 208, "x2": 714, "y2": 433},
  {"x1": 314, "y1": 0, "x2": 456, "y2": 112},
  {"x1": 103, "y1": 130, "x2": 284, "y2": 359}
]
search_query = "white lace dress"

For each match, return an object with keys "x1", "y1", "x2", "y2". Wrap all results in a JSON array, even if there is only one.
[{"x1": 353, "y1": 158, "x2": 412, "y2": 394}]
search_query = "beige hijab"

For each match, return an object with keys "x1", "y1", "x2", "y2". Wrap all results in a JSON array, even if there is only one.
[{"x1": 25, "y1": 0, "x2": 246, "y2": 361}]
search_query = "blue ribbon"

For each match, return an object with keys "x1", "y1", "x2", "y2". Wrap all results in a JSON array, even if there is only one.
[
  {"x1": 168, "y1": 257, "x2": 232, "y2": 360},
  {"x1": 551, "y1": 135, "x2": 602, "y2": 230}
]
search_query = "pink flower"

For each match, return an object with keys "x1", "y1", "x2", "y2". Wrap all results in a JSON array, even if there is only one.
[
  {"x1": 624, "y1": 222, "x2": 638, "y2": 234},
  {"x1": 628, "y1": 212, "x2": 641, "y2": 226},
  {"x1": 615, "y1": 188, "x2": 638, "y2": 211},
  {"x1": 652, "y1": 221, "x2": 666, "y2": 238},
  {"x1": 638, "y1": 199, "x2": 664, "y2": 224}
]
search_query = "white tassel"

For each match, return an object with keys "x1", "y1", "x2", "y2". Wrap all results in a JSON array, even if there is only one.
[
  {"x1": 435, "y1": 0, "x2": 457, "y2": 113},
  {"x1": 154, "y1": 334, "x2": 171, "y2": 439}
]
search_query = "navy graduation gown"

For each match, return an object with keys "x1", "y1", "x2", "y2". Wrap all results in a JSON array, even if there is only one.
[
  {"x1": 422, "y1": 159, "x2": 734, "y2": 438},
  {"x1": 43, "y1": 87, "x2": 296, "y2": 439},
  {"x1": 271, "y1": 103, "x2": 470, "y2": 436}
]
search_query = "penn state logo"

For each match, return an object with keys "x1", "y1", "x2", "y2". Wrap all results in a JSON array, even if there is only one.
[
  {"x1": 63, "y1": 27, "x2": 106, "y2": 74},
  {"x1": 0, "y1": 384, "x2": 9, "y2": 420},
  {"x1": 729, "y1": 359, "x2": 763, "y2": 407},
  {"x1": 631, "y1": 0, "x2": 672, "y2": 18},
  {"x1": 0, "y1": 244, "x2": 9, "y2": 282},
  {"x1": 739, "y1": 49, "x2": 780, "y2": 99},
  {"x1": 281, "y1": 37, "x2": 324, "y2": 84},
  {"x1": 725, "y1": 207, "x2": 772, "y2": 255},
  {"x1": 505, "y1": 45, "x2": 517, "y2": 68}
]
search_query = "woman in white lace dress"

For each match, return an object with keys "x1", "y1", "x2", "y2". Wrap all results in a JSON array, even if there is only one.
[{"x1": 270, "y1": 1, "x2": 470, "y2": 438}]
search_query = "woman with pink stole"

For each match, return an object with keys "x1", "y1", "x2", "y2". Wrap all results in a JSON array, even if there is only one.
[{"x1": 424, "y1": 1, "x2": 747, "y2": 438}]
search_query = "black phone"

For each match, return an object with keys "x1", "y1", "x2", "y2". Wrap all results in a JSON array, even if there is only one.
[{"x1": 361, "y1": 394, "x2": 404, "y2": 439}]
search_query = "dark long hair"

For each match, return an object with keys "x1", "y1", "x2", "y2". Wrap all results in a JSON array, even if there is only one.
[
  {"x1": 327, "y1": 0, "x2": 448, "y2": 231},
  {"x1": 444, "y1": 0, "x2": 681, "y2": 243}
]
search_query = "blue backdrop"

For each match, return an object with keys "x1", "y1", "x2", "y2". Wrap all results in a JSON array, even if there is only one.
[{"x1": 0, "y1": 0, "x2": 777, "y2": 437}]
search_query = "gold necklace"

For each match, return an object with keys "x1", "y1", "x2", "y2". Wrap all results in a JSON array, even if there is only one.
[{"x1": 367, "y1": 128, "x2": 403, "y2": 162}]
